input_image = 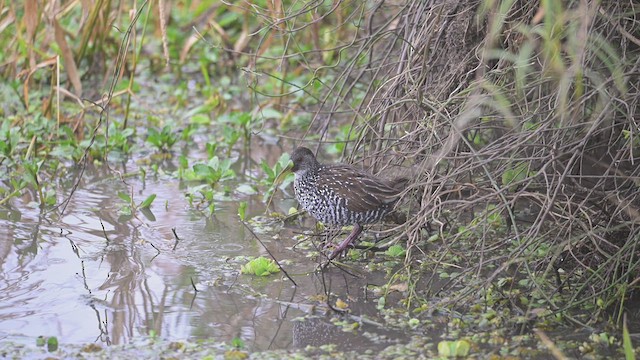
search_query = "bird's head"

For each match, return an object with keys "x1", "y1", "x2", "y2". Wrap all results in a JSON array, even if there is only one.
[{"x1": 289, "y1": 146, "x2": 319, "y2": 175}]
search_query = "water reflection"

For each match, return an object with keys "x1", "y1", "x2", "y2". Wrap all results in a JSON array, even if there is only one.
[{"x1": 0, "y1": 160, "x2": 404, "y2": 351}]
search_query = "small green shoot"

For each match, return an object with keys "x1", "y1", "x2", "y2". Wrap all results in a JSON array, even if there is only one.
[
  {"x1": 224, "y1": 336, "x2": 248, "y2": 360},
  {"x1": 0, "y1": 123, "x2": 20, "y2": 160},
  {"x1": 502, "y1": 161, "x2": 531, "y2": 191},
  {"x1": 180, "y1": 124, "x2": 198, "y2": 141},
  {"x1": 205, "y1": 142, "x2": 218, "y2": 159},
  {"x1": 36, "y1": 336, "x2": 58, "y2": 352},
  {"x1": 139, "y1": 194, "x2": 156, "y2": 209},
  {"x1": 623, "y1": 318, "x2": 635, "y2": 360},
  {"x1": 47, "y1": 336, "x2": 58, "y2": 352},
  {"x1": 190, "y1": 156, "x2": 235, "y2": 186},
  {"x1": 222, "y1": 125, "x2": 241, "y2": 152},
  {"x1": 78, "y1": 122, "x2": 135, "y2": 159},
  {"x1": 177, "y1": 155, "x2": 189, "y2": 179},
  {"x1": 146, "y1": 125, "x2": 178, "y2": 152},
  {"x1": 118, "y1": 192, "x2": 134, "y2": 216},
  {"x1": 238, "y1": 201, "x2": 247, "y2": 221},
  {"x1": 181, "y1": 156, "x2": 235, "y2": 211},
  {"x1": 228, "y1": 111, "x2": 252, "y2": 142},
  {"x1": 214, "y1": 111, "x2": 253, "y2": 154},
  {"x1": 231, "y1": 337, "x2": 244, "y2": 349},
  {"x1": 22, "y1": 159, "x2": 56, "y2": 207},
  {"x1": 261, "y1": 152, "x2": 294, "y2": 202},
  {"x1": 117, "y1": 191, "x2": 156, "y2": 215}
]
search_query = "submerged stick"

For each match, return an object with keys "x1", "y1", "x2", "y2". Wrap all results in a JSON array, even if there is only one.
[{"x1": 240, "y1": 221, "x2": 298, "y2": 287}]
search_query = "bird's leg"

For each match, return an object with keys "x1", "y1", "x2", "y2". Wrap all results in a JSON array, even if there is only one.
[{"x1": 328, "y1": 224, "x2": 363, "y2": 260}]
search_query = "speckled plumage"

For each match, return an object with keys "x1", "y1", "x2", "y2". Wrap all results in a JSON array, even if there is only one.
[{"x1": 290, "y1": 147, "x2": 405, "y2": 259}]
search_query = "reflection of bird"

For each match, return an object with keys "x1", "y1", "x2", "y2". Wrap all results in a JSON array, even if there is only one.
[{"x1": 289, "y1": 147, "x2": 406, "y2": 260}]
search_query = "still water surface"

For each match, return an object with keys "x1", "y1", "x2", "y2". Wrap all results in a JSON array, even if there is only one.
[{"x1": 0, "y1": 153, "x2": 405, "y2": 352}]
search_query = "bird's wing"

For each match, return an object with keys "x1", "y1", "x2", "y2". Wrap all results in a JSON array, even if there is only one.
[{"x1": 317, "y1": 165, "x2": 403, "y2": 213}]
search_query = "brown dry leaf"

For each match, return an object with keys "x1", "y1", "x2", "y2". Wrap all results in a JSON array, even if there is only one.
[
  {"x1": 233, "y1": 28, "x2": 249, "y2": 54},
  {"x1": 388, "y1": 282, "x2": 409, "y2": 292},
  {"x1": 0, "y1": 12, "x2": 16, "y2": 36},
  {"x1": 255, "y1": 31, "x2": 273, "y2": 58},
  {"x1": 24, "y1": 0, "x2": 38, "y2": 41},
  {"x1": 180, "y1": 9, "x2": 219, "y2": 63},
  {"x1": 18, "y1": 56, "x2": 57, "y2": 109},
  {"x1": 179, "y1": 33, "x2": 201, "y2": 63},
  {"x1": 531, "y1": 6, "x2": 545, "y2": 25},
  {"x1": 24, "y1": 0, "x2": 39, "y2": 69},
  {"x1": 158, "y1": 0, "x2": 170, "y2": 67},
  {"x1": 53, "y1": 19, "x2": 82, "y2": 96},
  {"x1": 79, "y1": 0, "x2": 91, "y2": 28},
  {"x1": 335, "y1": 298, "x2": 349, "y2": 310},
  {"x1": 209, "y1": 20, "x2": 230, "y2": 44}
]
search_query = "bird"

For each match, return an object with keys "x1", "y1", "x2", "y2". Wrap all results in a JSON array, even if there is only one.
[{"x1": 288, "y1": 146, "x2": 406, "y2": 260}]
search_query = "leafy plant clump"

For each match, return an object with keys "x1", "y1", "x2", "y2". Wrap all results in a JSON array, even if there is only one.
[{"x1": 240, "y1": 257, "x2": 280, "y2": 277}]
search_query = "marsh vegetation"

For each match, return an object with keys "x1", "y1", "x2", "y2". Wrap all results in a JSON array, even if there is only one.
[{"x1": 0, "y1": 0, "x2": 639, "y2": 358}]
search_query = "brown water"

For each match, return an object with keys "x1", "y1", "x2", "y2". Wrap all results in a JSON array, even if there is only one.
[
  {"x1": 0, "y1": 149, "x2": 408, "y2": 352},
  {"x1": 4, "y1": 144, "x2": 629, "y2": 358}
]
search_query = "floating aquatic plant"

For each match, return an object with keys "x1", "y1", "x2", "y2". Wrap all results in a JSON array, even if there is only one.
[{"x1": 240, "y1": 257, "x2": 279, "y2": 276}]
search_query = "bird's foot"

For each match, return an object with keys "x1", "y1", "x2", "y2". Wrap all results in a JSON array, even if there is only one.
[
  {"x1": 325, "y1": 224, "x2": 363, "y2": 261},
  {"x1": 327, "y1": 241, "x2": 354, "y2": 260},
  {"x1": 321, "y1": 241, "x2": 347, "y2": 259}
]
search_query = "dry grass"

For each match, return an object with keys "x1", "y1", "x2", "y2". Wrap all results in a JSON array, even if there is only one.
[{"x1": 264, "y1": 0, "x2": 640, "y2": 320}]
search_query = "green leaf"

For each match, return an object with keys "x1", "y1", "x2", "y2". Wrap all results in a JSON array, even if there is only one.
[
  {"x1": 178, "y1": 155, "x2": 189, "y2": 169},
  {"x1": 385, "y1": 244, "x2": 406, "y2": 257},
  {"x1": 277, "y1": 152, "x2": 291, "y2": 166},
  {"x1": 191, "y1": 114, "x2": 211, "y2": 125},
  {"x1": 502, "y1": 162, "x2": 529, "y2": 190},
  {"x1": 623, "y1": 319, "x2": 636, "y2": 360},
  {"x1": 119, "y1": 205, "x2": 132, "y2": 216},
  {"x1": 193, "y1": 164, "x2": 216, "y2": 179},
  {"x1": 44, "y1": 189, "x2": 56, "y2": 206},
  {"x1": 47, "y1": 336, "x2": 58, "y2": 352},
  {"x1": 437, "y1": 340, "x2": 471, "y2": 357},
  {"x1": 238, "y1": 201, "x2": 247, "y2": 221},
  {"x1": 234, "y1": 112, "x2": 252, "y2": 126},
  {"x1": 231, "y1": 337, "x2": 245, "y2": 349},
  {"x1": 236, "y1": 184, "x2": 257, "y2": 195},
  {"x1": 50, "y1": 144, "x2": 76, "y2": 159},
  {"x1": 139, "y1": 194, "x2": 156, "y2": 209},
  {"x1": 260, "y1": 160, "x2": 274, "y2": 179},
  {"x1": 206, "y1": 142, "x2": 218, "y2": 159},
  {"x1": 241, "y1": 257, "x2": 279, "y2": 276},
  {"x1": 258, "y1": 108, "x2": 282, "y2": 120},
  {"x1": 146, "y1": 128, "x2": 162, "y2": 147},
  {"x1": 118, "y1": 192, "x2": 132, "y2": 203}
]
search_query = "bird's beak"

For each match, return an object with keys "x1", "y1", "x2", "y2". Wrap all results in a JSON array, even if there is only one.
[{"x1": 274, "y1": 159, "x2": 294, "y2": 186}]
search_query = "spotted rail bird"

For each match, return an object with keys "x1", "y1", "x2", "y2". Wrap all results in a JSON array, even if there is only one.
[{"x1": 289, "y1": 146, "x2": 406, "y2": 260}]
